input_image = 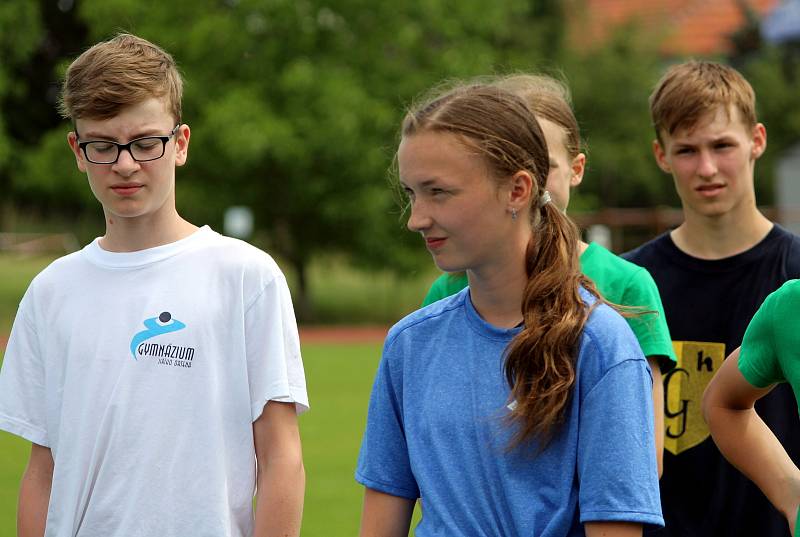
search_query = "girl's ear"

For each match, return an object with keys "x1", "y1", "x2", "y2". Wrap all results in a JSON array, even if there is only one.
[
  {"x1": 508, "y1": 170, "x2": 534, "y2": 212},
  {"x1": 570, "y1": 153, "x2": 586, "y2": 188}
]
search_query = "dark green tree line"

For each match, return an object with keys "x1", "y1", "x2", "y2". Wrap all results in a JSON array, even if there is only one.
[{"x1": 4, "y1": 0, "x2": 800, "y2": 318}]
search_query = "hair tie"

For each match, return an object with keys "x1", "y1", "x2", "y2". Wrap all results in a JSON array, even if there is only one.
[{"x1": 538, "y1": 190, "x2": 552, "y2": 208}]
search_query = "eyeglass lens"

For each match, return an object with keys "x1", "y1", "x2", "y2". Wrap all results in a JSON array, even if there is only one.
[{"x1": 84, "y1": 138, "x2": 166, "y2": 164}]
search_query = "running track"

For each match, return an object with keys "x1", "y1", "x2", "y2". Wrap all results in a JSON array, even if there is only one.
[{"x1": 0, "y1": 325, "x2": 388, "y2": 353}]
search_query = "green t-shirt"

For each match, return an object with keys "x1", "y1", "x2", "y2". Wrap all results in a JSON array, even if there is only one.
[
  {"x1": 421, "y1": 242, "x2": 676, "y2": 364},
  {"x1": 739, "y1": 279, "x2": 800, "y2": 413},
  {"x1": 422, "y1": 272, "x2": 469, "y2": 306}
]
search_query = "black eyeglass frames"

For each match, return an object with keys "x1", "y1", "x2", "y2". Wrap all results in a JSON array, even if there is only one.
[{"x1": 76, "y1": 124, "x2": 181, "y2": 164}]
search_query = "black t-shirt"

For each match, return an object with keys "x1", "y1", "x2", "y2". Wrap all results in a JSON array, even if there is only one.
[{"x1": 623, "y1": 224, "x2": 800, "y2": 537}]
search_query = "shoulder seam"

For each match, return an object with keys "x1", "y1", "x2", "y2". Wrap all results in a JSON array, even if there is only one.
[
  {"x1": 620, "y1": 265, "x2": 645, "y2": 301},
  {"x1": 244, "y1": 271, "x2": 281, "y2": 313},
  {"x1": 385, "y1": 298, "x2": 465, "y2": 348},
  {"x1": 581, "y1": 323, "x2": 649, "y2": 399}
]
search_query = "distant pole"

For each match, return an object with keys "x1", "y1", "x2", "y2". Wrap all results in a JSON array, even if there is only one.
[{"x1": 224, "y1": 206, "x2": 254, "y2": 240}]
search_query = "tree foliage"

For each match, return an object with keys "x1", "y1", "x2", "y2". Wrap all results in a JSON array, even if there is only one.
[
  {"x1": 0, "y1": 1, "x2": 43, "y2": 218},
  {"x1": 738, "y1": 46, "x2": 800, "y2": 204},
  {"x1": 5, "y1": 0, "x2": 800, "y2": 318},
  {"x1": 563, "y1": 25, "x2": 672, "y2": 211},
  {"x1": 23, "y1": 0, "x2": 563, "y2": 317}
]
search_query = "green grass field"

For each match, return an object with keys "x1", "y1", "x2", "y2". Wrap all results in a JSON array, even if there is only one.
[
  {"x1": 0, "y1": 428, "x2": 27, "y2": 535},
  {"x1": 0, "y1": 343, "x2": 400, "y2": 536},
  {"x1": 299, "y1": 342, "x2": 382, "y2": 535},
  {"x1": 0, "y1": 256, "x2": 55, "y2": 335}
]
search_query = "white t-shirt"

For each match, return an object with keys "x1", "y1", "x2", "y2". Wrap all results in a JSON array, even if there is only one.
[{"x1": 0, "y1": 226, "x2": 308, "y2": 537}]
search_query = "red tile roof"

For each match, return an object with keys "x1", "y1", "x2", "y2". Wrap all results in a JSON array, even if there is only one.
[{"x1": 568, "y1": 0, "x2": 779, "y2": 55}]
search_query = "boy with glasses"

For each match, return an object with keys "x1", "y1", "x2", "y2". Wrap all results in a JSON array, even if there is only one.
[
  {"x1": 623, "y1": 60, "x2": 800, "y2": 536},
  {"x1": 0, "y1": 33, "x2": 308, "y2": 537}
]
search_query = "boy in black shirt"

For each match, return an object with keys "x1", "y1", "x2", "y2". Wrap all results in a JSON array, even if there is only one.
[{"x1": 624, "y1": 60, "x2": 800, "y2": 537}]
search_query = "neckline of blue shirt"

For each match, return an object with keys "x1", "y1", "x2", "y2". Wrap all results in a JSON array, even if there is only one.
[{"x1": 461, "y1": 288, "x2": 524, "y2": 341}]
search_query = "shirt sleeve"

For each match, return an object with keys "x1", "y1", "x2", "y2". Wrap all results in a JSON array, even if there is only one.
[
  {"x1": 245, "y1": 270, "x2": 309, "y2": 420},
  {"x1": 738, "y1": 288, "x2": 784, "y2": 388},
  {"x1": 355, "y1": 338, "x2": 420, "y2": 500},
  {"x1": 621, "y1": 267, "x2": 677, "y2": 368},
  {"x1": 577, "y1": 355, "x2": 664, "y2": 527},
  {"x1": 0, "y1": 288, "x2": 49, "y2": 446}
]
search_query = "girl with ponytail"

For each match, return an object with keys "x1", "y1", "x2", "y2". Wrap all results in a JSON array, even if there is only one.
[
  {"x1": 422, "y1": 74, "x2": 676, "y2": 476},
  {"x1": 356, "y1": 84, "x2": 662, "y2": 536}
]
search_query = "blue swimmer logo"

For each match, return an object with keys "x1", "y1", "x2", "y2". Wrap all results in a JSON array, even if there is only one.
[{"x1": 130, "y1": 312, "x2": 186, "y2": 359}]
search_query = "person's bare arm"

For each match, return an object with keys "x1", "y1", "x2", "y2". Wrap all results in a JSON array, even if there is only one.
[
  {"x1": 359, "y1": 488, "x2": 415, "y2": 537},
  {"x1": 253, "y1": 401, "x2": 305, "y2": 537},
  {"x1": 584, "y1": 521, "x2": 642, "y2": 537},
  {"x1": 18, "y1": 443, "x2": 53, "y2": 537},
  {"x1": 703, "y1": 348, "x2": 800, "y2": 533},
  {"x1": 646, "y1": 356, "x2": 664, "y2": 478}
]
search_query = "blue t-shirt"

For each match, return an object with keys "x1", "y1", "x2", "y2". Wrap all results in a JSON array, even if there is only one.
[{"x1": 356, "y1": 288, "x2": 663, "y2": 536}]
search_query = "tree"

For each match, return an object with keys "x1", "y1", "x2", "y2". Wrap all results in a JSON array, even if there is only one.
[
  {"x1": 0, "y1": 1, "x2": 44, "y2": 225},
  {"x1": 562, "y1": 23, "x2": 673, "y2": 211},
  {"x1": 40, "y1": 0, "x2": 566, "y2": 319}
]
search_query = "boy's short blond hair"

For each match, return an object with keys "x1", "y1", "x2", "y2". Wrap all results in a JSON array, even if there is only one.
[
  {"x1": 650, "y1": 60, "x2": 756, "y2": 141},
  {"x1": 59, "y1": 33, "x2": 182, "y2": 122}
]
